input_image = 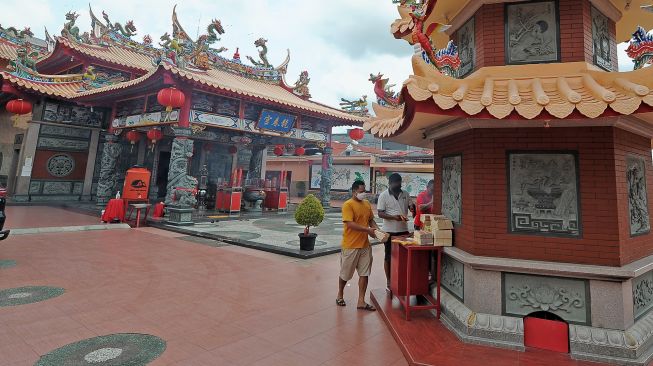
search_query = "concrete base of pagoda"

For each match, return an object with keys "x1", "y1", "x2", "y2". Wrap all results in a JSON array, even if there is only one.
[
  {"x1": 165, "y1": 207, "x2": 194, "y2": 226},
  {"x1": 433, "y1": 246, "x2": 653, "y2": 365}
]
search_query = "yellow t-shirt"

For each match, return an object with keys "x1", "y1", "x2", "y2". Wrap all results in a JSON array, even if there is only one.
[{"x1": 341, "y1": 198, "x2": 373, "y2": 249}]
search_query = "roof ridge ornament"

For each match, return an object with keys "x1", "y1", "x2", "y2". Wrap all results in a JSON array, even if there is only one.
[
  {"x1": 246, "y1": 38, "x2": 272, "y2": 68},
  {"x1": 340, "y1": 96, "x2": 370, "y2": 117},
  {"x1": 369, "y1": 73, "x2": 401, "y2": 108},
  {"x1": 292, "y1": 70, "x2": 311, "y2": 99},
  {"x1": 626, "y1": 26, "x2": 653, "y2": 70},
  {"x1": 61, "y1": 11, "x2": 82, "y2": 42}
]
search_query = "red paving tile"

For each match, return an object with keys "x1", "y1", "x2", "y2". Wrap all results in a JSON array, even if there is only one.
[
  {"x1": 370, "y1": 288, "x2": 610, "y2": 366},
  {"x1": 0, "y1": 226, "x2": 400, "y2": 365},
  {"x1": 5, "y1": 206, "x2": 100, "y2": 229}
]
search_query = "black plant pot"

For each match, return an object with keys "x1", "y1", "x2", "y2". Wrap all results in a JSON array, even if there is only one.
[{"x1": 299, "y1": 233, "x2": 317, "y2": 251}]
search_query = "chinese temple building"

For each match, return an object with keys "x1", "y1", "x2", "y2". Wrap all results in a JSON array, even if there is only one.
[
  {"x1": 0, "y1": 6, "x2": 364, "y2": 208},
  {"x1": 365, "y1": 0, "x2": 653, "y2": 364}
]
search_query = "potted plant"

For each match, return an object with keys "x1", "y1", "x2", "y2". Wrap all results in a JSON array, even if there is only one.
[
  {"x1": 296, "y1": 181, "x2": 307, "y2": 197},
  {"x1": 294, "y1": 194, "x2": 325, "y2": 251}
]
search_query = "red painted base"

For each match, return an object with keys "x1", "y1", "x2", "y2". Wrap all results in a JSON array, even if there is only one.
[
  {"x1": 524, "y1": 317, "x2": 569, "y2": 353},
  {"x1": 369, "y1": 289, "x2": 605, "y2": 366}
]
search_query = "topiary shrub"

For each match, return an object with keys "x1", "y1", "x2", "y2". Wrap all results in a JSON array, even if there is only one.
[{"x1": 294, "y1": 194, "x2": 325, "y2": 235}]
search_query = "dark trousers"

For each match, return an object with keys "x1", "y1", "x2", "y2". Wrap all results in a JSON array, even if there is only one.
[{"x1": 384, "y1": 231, "x2": 410, "y2": 262}]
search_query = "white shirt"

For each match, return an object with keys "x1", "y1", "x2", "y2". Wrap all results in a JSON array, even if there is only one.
[{"x1": 377, "y1": 189, "x2": 411, "y2": 233}]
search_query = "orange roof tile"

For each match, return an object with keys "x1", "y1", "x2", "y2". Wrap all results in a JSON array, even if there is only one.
[{"x1": 57, "y1": 37, "x2": 152, "y2": 71}]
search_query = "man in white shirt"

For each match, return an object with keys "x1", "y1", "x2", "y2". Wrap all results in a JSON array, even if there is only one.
[{"x1": 377, "y1": 173, "x2": 413, "y2": 289}]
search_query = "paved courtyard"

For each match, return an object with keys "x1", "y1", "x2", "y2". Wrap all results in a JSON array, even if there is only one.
[{"x1": 0, "y1": 223, "x2": 406, "y2": 365}]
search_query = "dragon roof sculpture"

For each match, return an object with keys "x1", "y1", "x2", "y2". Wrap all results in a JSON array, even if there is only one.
[
  {"x1": 369, "y1": 73, "x2": 401, "y2": 108},
  {"x1": 627, "y1": 26, "x2": 653, "y2": 70}
]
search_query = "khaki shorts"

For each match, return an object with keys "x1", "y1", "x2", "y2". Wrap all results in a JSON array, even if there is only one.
[{"x1": 339, "y1": 246, "x2": 373, "y2": 281}]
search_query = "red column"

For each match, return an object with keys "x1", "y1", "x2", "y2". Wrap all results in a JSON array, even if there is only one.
[{"x1": 177, "y1": 86, "x2": 192, "y2": 128}]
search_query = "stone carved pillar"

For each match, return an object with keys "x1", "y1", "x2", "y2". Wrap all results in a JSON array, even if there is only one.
[
  {"x1": 248, "y1": 145, "x2": 266, "y2": 180},
  {"x1": 96, "y1": 135, "x2": 123, "y2": 206},
  {"x1": 165, "y1": 128, "x2": 197, "y2": 207},
  {"x1": 320, "y1": 146, "x2": 333, "y2": 208},
  {"x1": 165, "y1": 127, "x2": 197, "y2": 226}
]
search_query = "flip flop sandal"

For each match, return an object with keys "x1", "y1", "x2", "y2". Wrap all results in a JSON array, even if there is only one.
[
  {"x1": 336, "y1": 298, "x2": 346, "y2": 307},
  {"x1": 357, "y1": 303, "x2": 376, "y2": 311}
]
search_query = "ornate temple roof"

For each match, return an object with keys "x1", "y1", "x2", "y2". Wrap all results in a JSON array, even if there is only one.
[
  {"x1": 394, "y1": 0, "x2": 653, "y2": 47},
  {"x1": 364, "y1": 1, "x2": 653, "y2": 146},
  {"x1": 0, "y1": 6, "x2": 366, "y2": 124}
]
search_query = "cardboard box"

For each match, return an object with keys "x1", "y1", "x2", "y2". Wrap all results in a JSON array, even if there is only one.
[
  {"x1": 433, "y1": 229, "x2": 453, "y2": 246},
  {"x1": 432, "y1": 219, "x2": 454, "y2": 230},
  {"x1": 421, "y1": 214, "x2": 448, "y2": 222}
]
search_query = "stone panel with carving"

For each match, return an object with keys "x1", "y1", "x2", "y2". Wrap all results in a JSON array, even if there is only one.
[
  {"x1": 42, "y1": 181, "x2": 73, "y2": 195},
  {"x1": 633, "y1": 270, "x2": 653, "y2": 320},
  {"x1": 503, "y1": 273, "x2": 589, "y2": 324},
  {"x1": 508, "y1": 152, "x2": 580, "y2": 237},
  {"x1": 442, "y1": 254, "x2": 464, "y2": 300},
  {"x1": 46, "y1": 154, "x2": 75, "y2": 178},
  {"x1": 29, "y1": 181, "x2": 41, "y2": 194},
  {"x1": 39, "y1": 125, "x2": 91, "y2": 139},
  {"x1": 72, "y1": 182, "x2": 83, "y2": 195},
  {"x1": 38, "y1": 137, "x2": 89, "y2": 151},
  {"x1": 627, "y1": 155, "x2": 650, "y2": 236},
  {"x1": 442, "y1": 155, "x2": 462, "y2": 224}
]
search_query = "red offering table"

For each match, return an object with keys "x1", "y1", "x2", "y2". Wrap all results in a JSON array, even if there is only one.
[
  {"x1": 101, "y1": 199, "x2": 125, "y2": 223},
  {"x1": 391, "y1": 240, "x2": 442, "y2": 321}
]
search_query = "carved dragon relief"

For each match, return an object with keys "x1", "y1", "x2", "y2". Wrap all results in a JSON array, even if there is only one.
[
  {"x1": 102, "y1": 11, "x2": 137, "y2": 38},
  {"x1": 61, "y1": 11, "x2": 82, "y2": 41},
  {"x1": 246, "y1": 38, "x2": 272, "y2": 68},
  {"x1": 340, "y1": 96, "x2": 369, "y2": 117}
]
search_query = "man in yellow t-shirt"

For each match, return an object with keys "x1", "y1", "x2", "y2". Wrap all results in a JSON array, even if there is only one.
[{"x1": 336, "y1": 180, "x2": 379, "y2": 311}]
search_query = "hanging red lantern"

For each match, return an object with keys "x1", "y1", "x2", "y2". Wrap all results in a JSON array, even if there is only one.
[
  {"x1": 125, "y1": 130, "x2": 141, "y2": 152},
  {"x1": 228, "y1": 145, "x2": 238, "y2": 155},
  {"x1": 156, "y1": 86, "x2": 185, "y2": 112},
  {"x1": 146, "y1": 128, "x2": 163, "y2": 152},
  {"x1": 348, "y1": 128, "x2": 365, "y2": 141},
  {"x1": 6, "y1": 99, "x2": 32, "y2": 115},
  {"x1": 273, "y1": 146, "x2": 284, "y2": 156},
  {"x1": 294, "y1": 146, "x2": 305, "y2": 156},
  {"x1": 379, "y1": 167, "x2": 387, "y2": 174}
]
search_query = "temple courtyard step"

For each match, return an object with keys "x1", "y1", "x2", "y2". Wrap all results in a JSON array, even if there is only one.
[{"x1": 370, "y1": 288, "x2": 608, "y2": 366}]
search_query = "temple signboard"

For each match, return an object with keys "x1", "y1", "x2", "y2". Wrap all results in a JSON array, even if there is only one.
[
  {"x1": 111, "y1": 110, "x2": 180, "y2": 129},
  {"x1": 257, "y1": 109, "x2": 296, "y2": 134}
]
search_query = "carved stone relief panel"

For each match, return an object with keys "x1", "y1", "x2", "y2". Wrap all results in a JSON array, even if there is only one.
[
  {"x1": 442, "y1": 155, "x2": 462, "y2": 224},
  {"x1": 42, "y1": 181, "x2": 73, "y2": 195},
  {"x1": 46, "y1": 154, "x2": 75, "y2": 178},
  {"x1": 633, "y1": 270, "x2": 653, "y2": 320},
  {"x1": 627, "y1": 155, "x2": 650, "y2": 236},
  {"x1": 591, "y1": 6, "x2": 611, "y2": 70},
  {"x1": 503, "y1": 273, "x2": 590, "y2": 324},
  {"x1": 442, "y1": 254, "x2": 464, "y2": 300},
  {"x1": 508, "y1": 152, "x2": 580, "y2": 237}
]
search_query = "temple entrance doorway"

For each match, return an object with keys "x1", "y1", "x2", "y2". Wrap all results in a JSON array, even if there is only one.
[{"x1": 156, "y1": 152, "x2": 170, "y2": 200}]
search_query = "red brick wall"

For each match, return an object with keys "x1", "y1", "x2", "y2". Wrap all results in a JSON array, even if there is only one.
[
  {"x1": 475, "y1": 3, "x2": 505, "y2": 68},
  {"x1": 614, "y1": 129, "x2": 653, "y2": 264},
  {"x1": 433, "y1": 126, "x2": 653, "y2": 266}
]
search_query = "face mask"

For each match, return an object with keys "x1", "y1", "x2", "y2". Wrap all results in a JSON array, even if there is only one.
[{"x1": 356, "y1": 193, "x2": 368, "y2": 200}]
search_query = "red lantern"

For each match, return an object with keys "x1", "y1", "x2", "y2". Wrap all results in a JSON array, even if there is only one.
[
  {"x1": 146, "y1": 128, "x2": 163, "y2": 152},
  {"x1": 157, "y1": 87, "x2": 185, "y2": 112},
  {"x1": 228, "y1": 145, "x2": 238, "y2": 155},
  {"x1": 294, "y1": 146, "x2": 305, "y2": 156},
  {"x1": 379, "y1": 167, "x2": 387, "y2": 174},
  {"x1": 348, "y1": 128, "x2": 365, "y2": 141},
  {"x1": 6, "y1": 99, "x2": 32, "y2": 115},
  {"x1": 125, "y1": 130, "x2": 141, "y2": 152},
  {"x1": 273, "y1": 146, "x2": 284, "y2": 156}
]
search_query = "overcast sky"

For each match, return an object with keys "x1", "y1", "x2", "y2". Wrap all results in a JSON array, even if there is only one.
[{"x1": 0, "y1": 0, "x2": 639, "y2": 132}]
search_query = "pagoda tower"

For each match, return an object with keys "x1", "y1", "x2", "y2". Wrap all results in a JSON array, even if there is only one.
[{"x1": 366, "y1": 0, "x2": 653, "y2": 364}]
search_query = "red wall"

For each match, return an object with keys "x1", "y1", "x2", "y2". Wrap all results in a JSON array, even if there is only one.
[{"x1": 433, "y1": 126, "x2": 653, "y2": 267}]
